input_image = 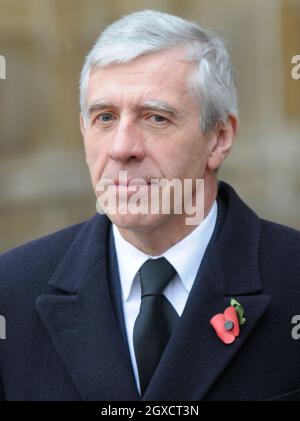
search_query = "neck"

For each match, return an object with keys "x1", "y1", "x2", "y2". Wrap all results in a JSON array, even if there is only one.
[{"x1": 117, "y1": 178, "x2": 218, "y2": 256}]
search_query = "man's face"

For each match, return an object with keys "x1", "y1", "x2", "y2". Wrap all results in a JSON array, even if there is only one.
[{"x1": 81, "y1": 48, "x2": 216, "y2": 231}]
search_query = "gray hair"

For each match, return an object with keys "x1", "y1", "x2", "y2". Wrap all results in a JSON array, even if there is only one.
[{"x1": 79, "y1": 10, "x2": 238, "y2": 134}]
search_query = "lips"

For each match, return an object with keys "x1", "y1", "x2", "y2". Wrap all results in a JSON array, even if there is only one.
[{"x1": 113, "y1": 178, "x2": 151, "y2": 187}]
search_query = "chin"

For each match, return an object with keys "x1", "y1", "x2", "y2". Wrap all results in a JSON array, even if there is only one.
[{"x1": 106, "y1": 212, "x2": 167, "y2": 232}]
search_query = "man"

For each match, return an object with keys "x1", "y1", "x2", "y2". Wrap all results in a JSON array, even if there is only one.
[{"x1": 0, "y1": 10, "x2": 299, "y2": 401}]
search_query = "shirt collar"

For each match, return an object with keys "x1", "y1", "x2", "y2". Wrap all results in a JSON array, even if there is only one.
[{"x1": 112, "y1": 200, "x2": 218, "y2": 301}]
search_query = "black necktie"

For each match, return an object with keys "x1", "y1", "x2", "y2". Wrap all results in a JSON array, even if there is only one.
[{"x1": 133, "y1": 257, "x2": 179, "y2": 395}]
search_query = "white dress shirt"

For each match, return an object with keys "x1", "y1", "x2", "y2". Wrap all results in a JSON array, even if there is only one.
[{"x1": 112, "y1": 200, "x2": 218, "y2": 394}]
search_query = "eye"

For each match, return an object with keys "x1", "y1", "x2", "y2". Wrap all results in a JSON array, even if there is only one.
[
  {"x1": 151, "y1": 114, "x2": 167, "y2": 123},
  {"x1": 96, "y1": 113, "x2": 115, "y2": 123},
  {"x1": 148, "y1": 114, "x2": 169, "y2": 124}
]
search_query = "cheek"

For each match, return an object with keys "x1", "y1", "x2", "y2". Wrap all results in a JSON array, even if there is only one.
[
  {"x1": 187, "y1": 142, "x2": 209, "y2": 171},
  {"x1": 84, "y1": 135, "x2": 108, "y2": 181},
  {"x1": 163, "y1": 136, "x2": 209, "y2": 179},
  {"x1": 183, "y1": 130, "x2": 211, "y2": 169}
]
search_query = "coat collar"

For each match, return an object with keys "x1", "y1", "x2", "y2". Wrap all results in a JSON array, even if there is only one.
[
  {"x1": 211, "y1": 181, "x2": 263, "y2": 295},
  {"x1": 36, "y1": 213, "x2": 141, "y2": 400},
  {"x1": 35, "y1": 181, "x2": 270, "y2": 400},
  {"x1": 142, "y1": 182, "x2": 270, "y2": 400}
]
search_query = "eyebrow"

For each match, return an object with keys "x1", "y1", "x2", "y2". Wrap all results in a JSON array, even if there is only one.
[
  {"x1": 86, "y1": 98, "x2": 182, "y2": 119},
  {"x1": 86, "y1": 99, "x2": 115, "y2": 119},
  {"x1": 139, "y1": 99, "x2": 181, "y2": 118}
]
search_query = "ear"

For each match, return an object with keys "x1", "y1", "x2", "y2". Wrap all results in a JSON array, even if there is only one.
[
  {"x1": 80, "y1": 113, "x2": 85, "y2": 138},
  {"x1": 207, "y1": 115, "x2": 237, "y2": 171}
]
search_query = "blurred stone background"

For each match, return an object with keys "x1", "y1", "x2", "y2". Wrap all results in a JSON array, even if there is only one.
[{"x1": 0, "y1": 0, "x2": 299, "y2": 253}]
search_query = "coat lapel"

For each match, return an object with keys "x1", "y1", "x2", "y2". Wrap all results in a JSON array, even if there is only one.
[
  {"x1": 35, "y1": 214, "x2": 140, "y2": 401},
  {"x1": 35, "y1": 182, "x2": 271, "y2": 401},
  {"x1": 143, "y1": 182, "x2": 271, "y2": 400}
]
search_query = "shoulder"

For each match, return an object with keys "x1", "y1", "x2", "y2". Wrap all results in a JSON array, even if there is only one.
[
  {"x1": 219, "y1": 180, "x2": 300, "y2": 258},
  {"x1": 0, "y1": 218, "x2": 89, "y2": 297},
  {"x1": 219, "y1": 180, "x2": 300, "y2": 284},
  {"x1": 260, "y1": 218, "x2": 300, "y2": 260},
  {"x1": 259, "y1": 219, "x2": 300, "y2": 296}
]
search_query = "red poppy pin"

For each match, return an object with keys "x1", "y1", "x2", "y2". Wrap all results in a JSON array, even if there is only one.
[{"x1": 210, "y1": 299, "x2": 246, "y2": 344}]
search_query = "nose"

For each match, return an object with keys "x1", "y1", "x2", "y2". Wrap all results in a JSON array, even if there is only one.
[{"x1": 109, "y1": 120, "x2": 146, "y2": 163}]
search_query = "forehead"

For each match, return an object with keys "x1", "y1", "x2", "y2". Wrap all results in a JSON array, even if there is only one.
[{"x1": 86, "y1": 48, "x2": 196, "y2": 106}]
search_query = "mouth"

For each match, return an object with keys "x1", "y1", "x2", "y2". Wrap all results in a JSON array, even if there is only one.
[
  {"x1": 113, "y1": 178, "x2": 152, "y2": 187},
  {"x1": 114, "y1": 182, "x2": 152, "y2": 193},
  {"x1": 97, "y1": 175, "x2": 160, "y2": 194}
]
